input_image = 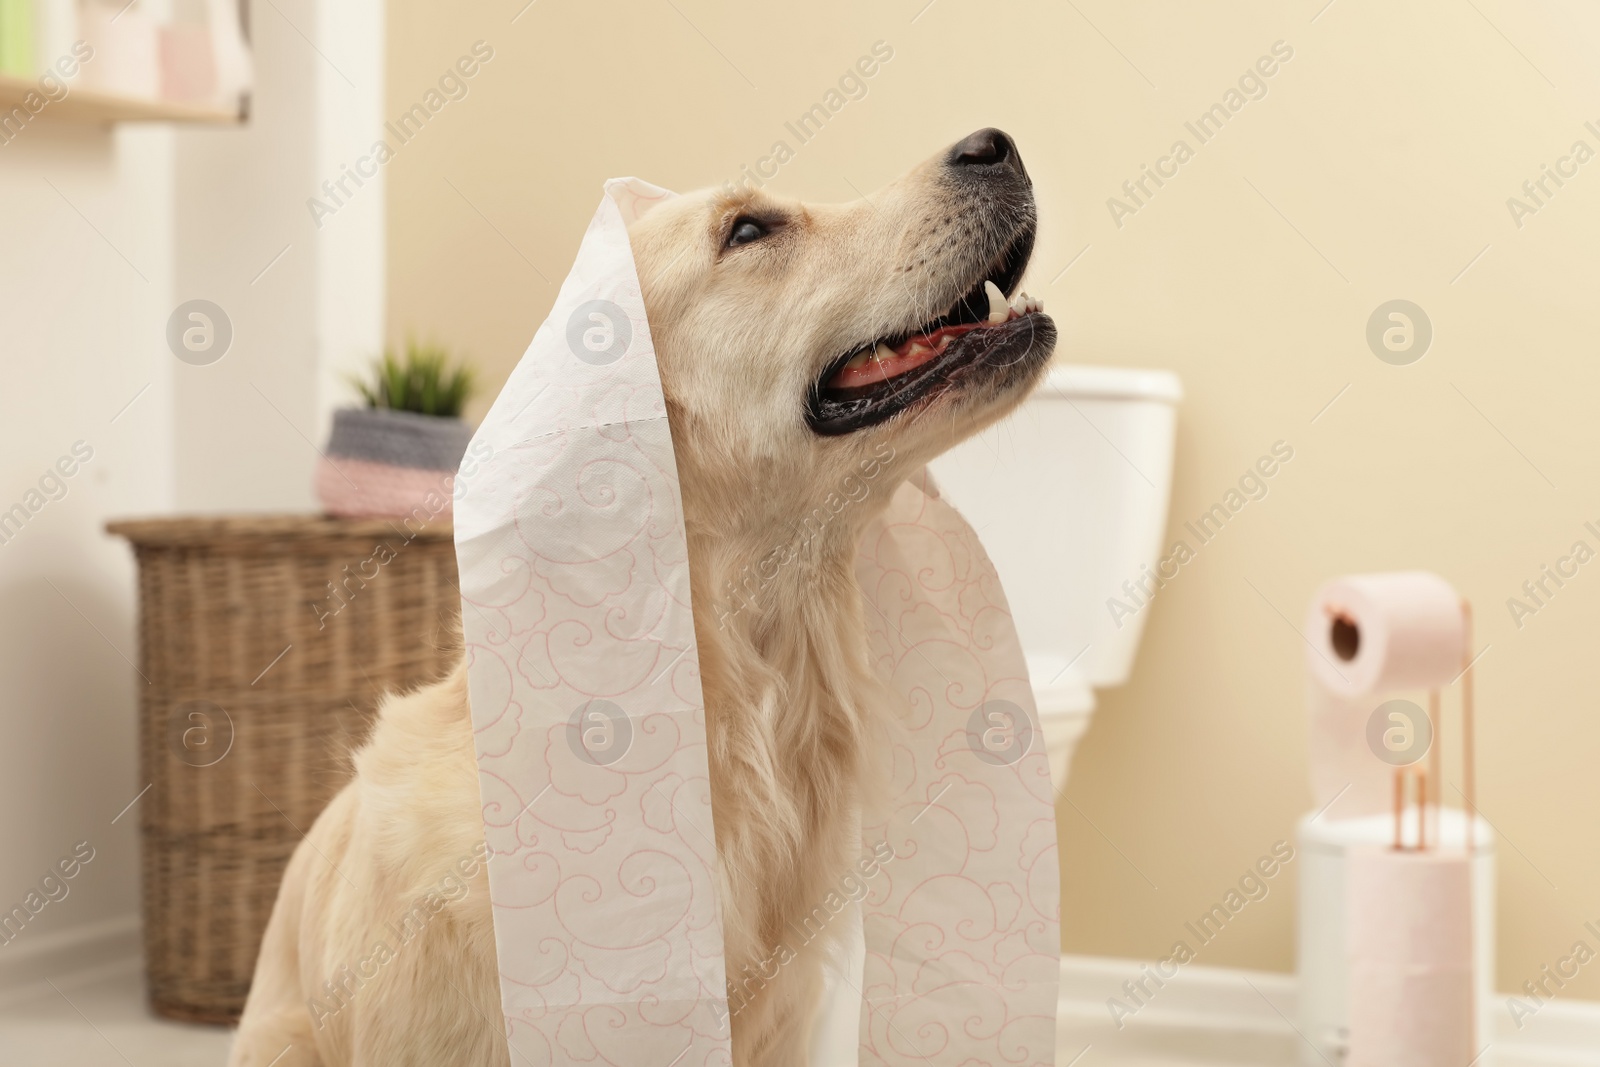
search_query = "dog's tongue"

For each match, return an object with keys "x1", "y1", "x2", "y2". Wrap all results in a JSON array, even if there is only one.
[
  {"x1": 827, "y1": 323, "x2": 983, "y2": 390},
  {"x1": 828, "y1": 343, "x2": 940, "y2": 389}
]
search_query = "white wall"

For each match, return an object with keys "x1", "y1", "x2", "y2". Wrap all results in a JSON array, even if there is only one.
[
  {"x1": 0, "y1": 0, "x2": 383, "y2": 980},
  {"x1": 0, "y1": 121, "x2": 176, "y2": 975},
  {"x1": 172, "y1": 0, "x2": 384, "y2": 510}
]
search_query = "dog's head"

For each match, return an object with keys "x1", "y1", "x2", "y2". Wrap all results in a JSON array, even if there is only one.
[{"x1": 629, "y1": 128, "x2": 1056, "y2": 550}]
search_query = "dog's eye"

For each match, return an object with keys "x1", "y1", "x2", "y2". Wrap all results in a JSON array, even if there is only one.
[{"x1": 726, "y1": 218, "x2": 768, "y2": 247}]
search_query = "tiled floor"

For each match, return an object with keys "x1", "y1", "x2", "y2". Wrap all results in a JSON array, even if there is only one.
[
  {"x1": 6, "y1": 956, "x2": 1590, "y2": 1067},
  {"x1": 0, "y1": 960, "x2": 231, "y2": 1067},
  {"x1": 0, "y1": 959, "x2": 1277, "y2": 1067}
]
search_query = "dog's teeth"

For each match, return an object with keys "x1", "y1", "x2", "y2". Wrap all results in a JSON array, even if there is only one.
[
  {"x1": 844, "y1": 350, "x2": 872, "y2": 370},
  {"x1": 873, "y1": 342, "x2": 895, "y2": 362},
  {"x1": 985, "y1": 280, "x2": 1007, "y2": 323}
]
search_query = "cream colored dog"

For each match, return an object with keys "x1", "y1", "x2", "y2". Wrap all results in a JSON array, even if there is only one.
[{"x1": 229, "y1": 128, "x2": 1057, "y2": 1067}]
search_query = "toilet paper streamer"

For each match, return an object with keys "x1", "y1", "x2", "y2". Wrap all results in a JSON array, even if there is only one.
[
  {"x1": 1346, "y1": 847, "x2": 1476, "y2": 1067},
  {"x1": 455, "y1": 179, "x2": 1060, "y2": 1067},
  {"x1": 855, "y1": 470, "x2": 1062, "y2": 1067},
  {"x1": 1304, "y1": 572, "x2": 1466, "y2": 698},
  {"x1": 1305, "y1": 684, "x2": 1393, "y2": 819}
]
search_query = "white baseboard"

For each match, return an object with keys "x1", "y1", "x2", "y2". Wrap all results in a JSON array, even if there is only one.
[
  {"x1": 1059, "y1": 954, "x2": 1600, "y2": 1065},
  {"x1": 0, "y1": 914, "x2": 141, "y2": 1000}
]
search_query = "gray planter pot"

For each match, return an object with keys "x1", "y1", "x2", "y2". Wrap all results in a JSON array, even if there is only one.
[{"x1": 326, "y1": 407, "x2": 474, "y2": 470}]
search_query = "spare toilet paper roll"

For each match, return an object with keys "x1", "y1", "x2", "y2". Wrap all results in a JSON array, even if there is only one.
[
  {"x1": 1305, "y1": 572, "x2": 1466, "y2": 698},
  {"x1": 1346, "y1": 846, "x2": 1477, "y2": 1067}
]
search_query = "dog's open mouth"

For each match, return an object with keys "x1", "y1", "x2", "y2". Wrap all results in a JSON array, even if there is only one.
[{"x1": 806, "y1": 225, "x2": 1054, "y2": 435}]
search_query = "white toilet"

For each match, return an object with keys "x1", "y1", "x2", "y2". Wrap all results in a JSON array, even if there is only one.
[{"x1": 929, "y1": 363, "x2": 1183, "y2": 785}]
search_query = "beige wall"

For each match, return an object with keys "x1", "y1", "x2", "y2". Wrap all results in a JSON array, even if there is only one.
[{"x1": 387, "y1": 0, "x2": 1600, "y2": 998}]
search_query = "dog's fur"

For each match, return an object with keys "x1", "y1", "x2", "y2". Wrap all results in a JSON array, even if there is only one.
[{"x1": 229, "y1": 131, "x2": 1055, "y2": 1067}]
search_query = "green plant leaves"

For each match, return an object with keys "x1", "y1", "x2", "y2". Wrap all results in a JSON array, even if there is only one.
[{"x1": 349, "y1": 341, "x2": 476, "y2": 417}]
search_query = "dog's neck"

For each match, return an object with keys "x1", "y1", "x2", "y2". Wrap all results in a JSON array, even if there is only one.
[
  {"x1": 682, "y1": 494, "x2": 886, "y2": 937},
  {"x1": 686, "y1": 505, "x2": 879, "y2": 753}
]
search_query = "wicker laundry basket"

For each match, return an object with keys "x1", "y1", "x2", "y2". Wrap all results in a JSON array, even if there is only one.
[{"x1": 107, "y1": 516, "x2": 460, "y2": 1023}]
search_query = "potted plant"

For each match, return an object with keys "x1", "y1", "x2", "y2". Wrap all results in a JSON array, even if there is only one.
[{"x1": 314, "y1": 341, "x2": 478, "y2": 521}]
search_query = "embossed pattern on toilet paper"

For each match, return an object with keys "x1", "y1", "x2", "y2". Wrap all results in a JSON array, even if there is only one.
[
  {"x1": 456, "y1": 179, "x2": 732, "y2": 1066},
  {"x1": 855, "y1": 473, "x2": 1061, "y2": 1067}
]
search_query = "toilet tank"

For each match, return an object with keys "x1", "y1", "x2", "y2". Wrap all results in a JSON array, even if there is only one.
[{"x1": 928, "y1": 364, "x2": 1182, "y2": 690}]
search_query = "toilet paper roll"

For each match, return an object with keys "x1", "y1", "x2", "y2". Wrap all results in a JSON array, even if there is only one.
[
  {"x1": 1347, "y1": 846, "x2": 1477, "y2": 1067},
  {"x1": 1305, "y1": 572, "x2": 1466, "y2": 698},
  {"x1": 1347, "y1": 966, "x2": 1475, "y2": 1067}
]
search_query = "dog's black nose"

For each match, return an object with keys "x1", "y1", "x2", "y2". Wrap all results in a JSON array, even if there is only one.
[{"x1": 947, "y1": 128, "x2": 1021, "y2": 173}]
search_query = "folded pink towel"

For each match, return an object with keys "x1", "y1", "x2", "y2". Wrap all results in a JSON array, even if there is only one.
[
  {"x1": 314, "y1": 408, "x2": 473, "y2": 520},
  {"x1": 314, "y1": 455, "x2": 456, "y2": 522}
]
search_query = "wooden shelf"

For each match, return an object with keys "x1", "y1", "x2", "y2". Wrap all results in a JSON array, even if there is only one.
[{"x1": 0, "y1": 74, "x2": 241, "y2": 125}]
